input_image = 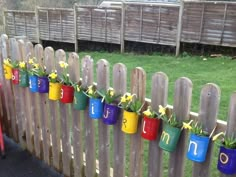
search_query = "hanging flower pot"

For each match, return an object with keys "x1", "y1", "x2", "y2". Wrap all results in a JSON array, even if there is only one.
[
  {"x1": 3, "y1": 64, "x2": 12, "y2": 80},
  {"x1": 102, "y1": 103, "x2": 120, "y2": 125},
  {"x1": 38, "y1": 76, "x2": 49, "y2": 93},
  {"x1": 12, "y1": 68, "x2": 20, "y2": 85},
  {"x1": 141, "y1": 116, "x2": 161, "y2": 141},
  {"x1": 29, "y1": 75, "x2": 38, "y2": 93},
  {"x1": 89, "y1": 98, "x2": 104, "y2": 119},
  {"x1": 73, "y1": 91, "x2": 88, "y2": 110},
  {"x1": 186, "y1": 133, "x2": 210, "y2": 162},
  {"x1": 60, "y1": 85, "x2": 74, "y2": 103},
  {"x1": 49, "y1": 82, "x2": 62, "y2": 101},
  {"x1": 217, "y1": 146, "x2": 236, "y2": 175},
  {"x1": 159, "y1": 123, "x2": 182, "y2": 152},
  {"x1": 19, "y1": 70, "x2": 29, "y2": 87},
  {"x1": 121, "y1": 110, "x2": 139, "y2": 134}
]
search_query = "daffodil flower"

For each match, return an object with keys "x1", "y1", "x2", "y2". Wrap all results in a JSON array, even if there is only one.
[
  {"x1": 33, "y1": 63, "x2": 39, "y2": 69},
  {"x1": 109, "y1": 89, "x2": 114, "y2": 97},
  {"x1": 126, "y1": 93, "x2": 133, "y2": 101},
  {"x1": 159, "y1": 105, "x2": 166, "y2": 116},
  {"x1": 182, "y1": 120, "x2": 193, "y2": 130},
  {"x1": 19, "y1": 61, "x2": 26, "y2": 68},
  {"x1": 76, "y1": 85, "x2": 81, "y2": 92},
  {"x1": 120, "y1": 95, "x2": 126, "y2": 103},
  {"x1": 213, "y1": 132, "x2": 225, "y2": 141},
  {"x1": 49, "y1": 72, "x2": 57, "y2": 79},
  {"x1": 143, "y1": 108, "x2": 152, "y2": 117},
  {"x1": 3, "y1": 58, "x2": 12, "y2": 67},
  {"x1": 59, "y1": 61, "x2": 69, "y2": 68},
  {"x1": 29, "y1": 58, "x2": 34, "y2": 64}
]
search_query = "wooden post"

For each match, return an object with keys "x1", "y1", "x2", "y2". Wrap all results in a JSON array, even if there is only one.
[
  {"x1": 220, "y1": 4, "x2": 227, "y2": 45},
  {"x1": 97, "y1": 59, "x2": 110, "y2": 177},
  {"x1": 220, "y1": 92, "x2": 236, "y2": 177},
  {"x1": 175, "y1": 0, "x2": 184, "y2": 56},
  {"x1": 168, "y1": 77, "x2": 192, "y2": 177},
  {"x1": 35, "y1": 6, "x2": 41, "y2": 44},
  {"x1": 148, "y1": 72, "x2": 168, "y2": 177},
  {"x1": 129, "y1": 67, "x2": 146, "y2": 177},
  {"x1": 74, "y1": 4, "x2": 78, "y2": 53},
  {"x1": 193, "y1": 84, "x2": 220, "y2": 177},
  {"x1": 120, "y1": 2, "x2": 125, "y2": 53},
  {"x1": 113, "y1": 63, "x2": 127, "y2": 177}
]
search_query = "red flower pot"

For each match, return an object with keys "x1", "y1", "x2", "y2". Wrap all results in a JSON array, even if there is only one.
[
  {"x1": 60, "y1": 85, "x2": 74, "y2": 103},
  {"x1": 141, "y1": 116, "x2": 161, "y2": 140},
  {"x1": 12, "y1": 68, "x2": 19, "y2": 85}
]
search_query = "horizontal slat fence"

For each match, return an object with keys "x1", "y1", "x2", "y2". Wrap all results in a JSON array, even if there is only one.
[
  {"x1": 38, "y1": 7, "x2": 75, "y2": 43},
  {"x1": 124, "y1": 3, "x2": 179, "y2": 46},
  {"x1": 4, "y1": 11, "x2": 38, "y2": 43},
  {"x1": 181, "y1": 1, "x2": 236, "y2": 47},
  {"x1": 1, "y1": 34, "x2": 236, "y2": 177},
  {"x1": 76, "y1": 5, "x2": 122, "y2": 44}
]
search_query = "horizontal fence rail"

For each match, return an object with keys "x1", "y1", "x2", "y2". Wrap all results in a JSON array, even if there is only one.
[
  {"x1": 3, "y1": 1, "x2": 236, "y2": 55},
  {"x1": 0, "y1": 34, "x2": 236, "y2": 177}
]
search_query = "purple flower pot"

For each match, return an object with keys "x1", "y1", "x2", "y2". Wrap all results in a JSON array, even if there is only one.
[
  {"x1": 102, "y1": 103, "x2": 120, "y2": 125},
  {"x1": 217, "y1": 146, "x2": 236, "y2": 175},
  {"x1": 38, "y1": 76, "x2": 49, "y2": 93}
]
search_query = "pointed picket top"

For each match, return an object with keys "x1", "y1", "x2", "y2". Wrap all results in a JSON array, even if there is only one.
[
  {"x1": 55, "y1": 49, "x2": 66, "y2": 74},
  {"x1": 113, "y1": 63, "x2": 127, "y2": 95},
  {"x1": 34, "y1": 44, "x2": 44, "y2": 63},
  {"x1": 9, "y1": 38, "x2": 19, "y2": 61},
  {"x1": 68, "y1": 52, "x2": 79, "y2": 82},
  {"x1": 131, "y1": 67, "x2": 146, "y2": 101},
  {"x1": 1, "y1": 34, "x2": 9, "y2": 59},
  {"x1": 25, "y1": 42, "x2": 34, "y2": 61},
  {"x1": 97, "y1": 59, "x2": 109, "y2": 90},
  {"x1": 226, "y1": 92, "x2": 236, "y2": 137},
  {"x1": 44, "y1": 47, "x2": 54, "y2": 72},
  {"x1": 18, "y1": 40, "x2": 26, "y2": 61},
  {"x1": 81, "y1": 55, "x2": 94, "y2": 88}
]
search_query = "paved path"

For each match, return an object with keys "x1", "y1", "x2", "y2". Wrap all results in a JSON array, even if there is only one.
[{"x1": 0, "y1": 136, "x2": 64, "y2": 177}]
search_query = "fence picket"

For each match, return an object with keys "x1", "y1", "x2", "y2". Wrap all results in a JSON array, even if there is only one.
[
  {"x1": 56, "y1": 49, "x2": 72, "y2": 176},
  {"x1": 81, "y1": 56, "x2": 96, "y2": 177},
  {"x1": 69, "y1": 53, "x2": 84, "y2": 177},
  {"x1": 220, "y1": 92, "x2": 236, "y2": 177},
  {"x1": 24, "y1": 41, "x2": 34, "y2": 153},
  {"x1": 148, "y1": 72, "x2": 168, "y2": 177},
  {"x1": 97, "y1": 59, "x2": 110, "y2": 177},
  {"x1": 130, "y1": 67, "x2": 146, "y2": 177},
  {"x1": 113, "y1": 63, "x2": 127, "y2": 177},
  {"x1": 168, "y1": 77, "x2": 192, "y2": 177},
  {"x1": 193, "y1": 84, "x2": 220, "y2": 177}
]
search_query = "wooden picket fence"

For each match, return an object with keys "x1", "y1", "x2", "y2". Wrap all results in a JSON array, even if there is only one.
[{"x1": 0, "y1": 34, "x2": 235, "y2": 177}]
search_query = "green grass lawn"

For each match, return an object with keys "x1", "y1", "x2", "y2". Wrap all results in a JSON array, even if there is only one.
[{"x1": 79, "y1": 51, "x2": 236, "y2": 121}]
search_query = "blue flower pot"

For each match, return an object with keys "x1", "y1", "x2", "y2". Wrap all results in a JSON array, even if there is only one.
[
  {"x1": 217, "y1": 146, "x2": 236, "y2": 175},
  {"x1": 102, "y1": 103, "x2": 120, "y2": 125},
  {"x1": 186, "y1": 133, "x2": 210, "y2": 163},
  {"x1": 29, "y1": 75, "x2": 38, "y2": 93},
  {"x1": 89, "y1": 98, "x2": 103, "y2": 119},
  {"x1": 38, "y1": 76, "x2": 49, "y2": 93}
]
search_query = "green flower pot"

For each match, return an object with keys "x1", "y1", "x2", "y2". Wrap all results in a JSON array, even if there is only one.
[
  {"x1": 159, "y1": 123, "x2": 182, "y2": 152},
  {"x1": 73, "y1": 91, "x2": 88, "y2": 110},
  {"x1": 19, "y1": 70, "x2": 29, "y2": 87}
]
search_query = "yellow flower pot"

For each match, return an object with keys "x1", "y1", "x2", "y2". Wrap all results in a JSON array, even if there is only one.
[
  {"x1": 49, "y1": 82, "x2": 62, "y2": 101},
  {"x1": 121, "y1": 110, "x2": 139, "y2": 134},
  {"x1": 3, "y1": 64, "x2": 12, "y2": 80}
]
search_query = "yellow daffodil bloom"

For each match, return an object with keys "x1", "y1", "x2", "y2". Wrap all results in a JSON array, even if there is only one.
[
  {"x1": 126, "y1": 93, "x2": 133, "y2": 102},
  {"x1": 159, "y1": 105, "x2": 166, "y2": 116},
  {"x1": 49, "y1": 72, "x2": 57, "y2": 79},
  {"x1": 182, "y1": 120, "x2": 193, "y2": 130},
  {"x1": 3, "y1": 58, "x2": 12, "y2": 67},
  {"x1": 33, "y1": 63, "x2": 39, "y2": 69},
  {"x1": 143, "y1": 108, "x2": 152, "y2": 117},
  {"x1": 88, "y1": 89, "x2": 94, "y2": 95},
  {"x1": 213, "y1": 132, "x2": 225, "y2": 141},
  {"x1": 19, "y1": 61, "x2": 26, "y2": 68},
  {"x1": 59, "y1": 61, "x2": 69, "y2": 68},
  {"x1": 76, "y1": 85, "x2": 81, "y2": 92},
  {"x1": 109, "y1": 89, "x2": 114, "y2": 97},
  {"x1": 29, "y1": 58, "x2": 34, "y2": 64},
  {"x1": 120, "y1": 95, "x2": 127, "y2": 103}
]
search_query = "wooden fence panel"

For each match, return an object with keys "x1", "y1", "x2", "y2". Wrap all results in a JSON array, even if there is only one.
[
  {"x1": 193, "y1": 84, "x2": 220, "y2": 177},
  {"x1": 148, "y1": 72, "x2": 168, "y2": 177},
  {"x1": 113, "y1": 63, "x2": 127, "y2": 177},
  {"x1": 81, "y1": 55, "x2": 96, "y2": 177},
  {"x1": 168, "y1": 77, "x2": 192, "y2": 177},
  {"x1": 97, "y1": 59, "x2": 110, "y2": 177},
  {"x1": 129, "y1": 67, "x2": 146, "y2": 177}
]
